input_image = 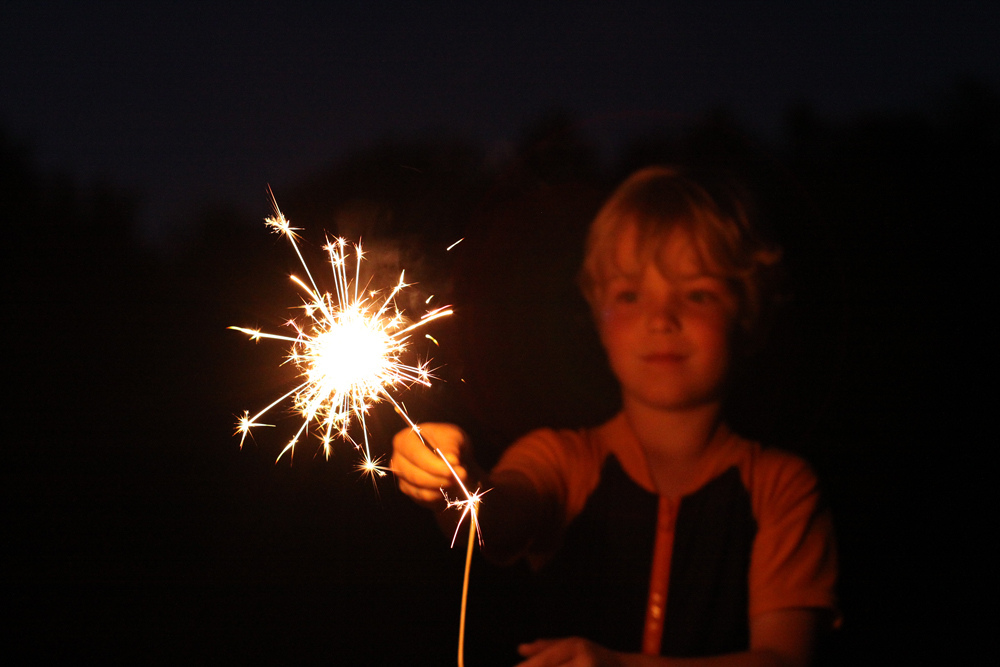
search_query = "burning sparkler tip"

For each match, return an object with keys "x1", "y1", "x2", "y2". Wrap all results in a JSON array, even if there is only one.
[
  {"x1": 231, "y1": 195, "x2": 453, "y2": 473},
  {"x1": 443, "y1": 486, "x2": 490, "y2": 547}
]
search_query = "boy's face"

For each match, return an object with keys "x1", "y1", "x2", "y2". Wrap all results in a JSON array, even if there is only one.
[{"x1": 597, "y1": 226, "x2": 738, "y2": 412}]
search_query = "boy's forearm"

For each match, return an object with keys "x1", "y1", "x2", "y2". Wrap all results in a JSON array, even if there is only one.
[
  {"x1": 426, "y1": 467, "x2": 552, "y2": 565},
  {"x1": 469, "y1": 469, "x2": 559, "y2": 566}
]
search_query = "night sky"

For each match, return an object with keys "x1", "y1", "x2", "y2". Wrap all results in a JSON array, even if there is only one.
[
  {"x1": 4, "y1": 2, "x2": 997, "y2": 244},
  {"x1": 3, "y1": 2, "x2": 994, "y2": 665}
]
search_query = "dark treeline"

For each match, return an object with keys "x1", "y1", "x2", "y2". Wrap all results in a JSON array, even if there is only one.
[{"x1": 4, "y1": 81, "x2": 994, "y2": 664}]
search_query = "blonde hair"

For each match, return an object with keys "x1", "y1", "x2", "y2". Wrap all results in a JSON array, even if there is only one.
[{"x1": 580, "y1": 166, "x2": 783, "y2": 342}]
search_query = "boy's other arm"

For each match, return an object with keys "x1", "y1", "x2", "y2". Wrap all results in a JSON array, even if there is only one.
[{"x1": 516, "y1": 608, "x2": 819, "y2": 667}]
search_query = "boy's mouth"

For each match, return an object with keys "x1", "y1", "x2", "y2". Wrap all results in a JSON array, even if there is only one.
[{"x1": 641, "y1": 352, "x2": 686, "y2": 364}]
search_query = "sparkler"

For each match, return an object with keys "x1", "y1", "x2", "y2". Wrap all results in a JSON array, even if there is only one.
[
  {"x1": 230, "y1": 192, "x2": 482, "y2": 667},
  {"x1": 230, "y1": 194, "x2": 452, "y2": 468}
]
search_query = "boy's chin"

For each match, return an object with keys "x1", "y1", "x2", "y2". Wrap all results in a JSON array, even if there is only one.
[{"x1": 622, "y1": 390, "x2": 723, "y2": 413}]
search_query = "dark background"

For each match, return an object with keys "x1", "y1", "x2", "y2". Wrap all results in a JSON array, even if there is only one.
[{"x1": 3, "y1": 3, "x2": 994, "y2": 664}]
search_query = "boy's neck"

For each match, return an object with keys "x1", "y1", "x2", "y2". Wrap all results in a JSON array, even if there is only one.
[{"x1": 622, "y1": 397, "x2": 723, "y2": 496}]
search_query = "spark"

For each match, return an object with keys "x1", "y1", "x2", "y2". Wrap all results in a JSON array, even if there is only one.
[
  {"x1": 233, "y1": 410, "x2": 276, "y2": 448},
  {"x1": 357, "y1": 454, "x2": 388, "y2": 479},
  {"x1": 230, "y1": 193, "x2": 452, "y2": 478},
  {"x1": 446, "y1": 237, "x2": 464, "y2": 251},
  {"x1": 444, "y1": 488, "x2": 488, "y2": 548}
]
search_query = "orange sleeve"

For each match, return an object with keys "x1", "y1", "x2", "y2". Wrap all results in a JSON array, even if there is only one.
[
  {"x1": 493, "y1": 427, "x2": 605, "y2": 530},
  {"x1": 748, "y1": 451, "x2": 839, "y2": 622}
]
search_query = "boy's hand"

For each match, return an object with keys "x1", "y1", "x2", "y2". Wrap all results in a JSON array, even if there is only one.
[
  {"x1": 391, "y1": 423, "x2": 479, "y2": 510},
  {"x1": 516, "y1": 638, "x2": 626, "y2": 667}
]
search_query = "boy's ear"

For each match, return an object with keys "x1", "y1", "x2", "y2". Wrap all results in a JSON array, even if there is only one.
[{"x1": 733, "y1": 311, "x2": 769, "y2": 359}]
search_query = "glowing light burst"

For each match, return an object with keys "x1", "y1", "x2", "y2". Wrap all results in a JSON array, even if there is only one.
[
  {"x1": 229, "y1": 198, "x2": 451, "y2": 476},
  {"x1": 231, "y1": 196, "x2": 484, "y2": 667}
]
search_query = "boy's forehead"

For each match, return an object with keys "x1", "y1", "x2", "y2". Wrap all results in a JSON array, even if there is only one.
[{"x1": 609, "y1": 224, "x2": 713, "y2": 279}]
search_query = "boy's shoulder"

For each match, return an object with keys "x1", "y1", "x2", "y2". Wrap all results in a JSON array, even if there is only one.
[
  {"x1": 715, "y1": 432, "x2": 826, "y2": 528},
  {"x1": 502, "y1": 423, "x2": 606, "y2": 468},
  {"x1": 495, "y1": 423, "x2": 609, "y2": 522},
  {"x1": 715, "y1": 429, "x2": 818, "y2": 488},
  {"x1": 517, "y1": 417, "x2": 820, "y2": 498},
  {"x1": 651, "y1": 426, "x2": 821, "y2": 510},
  {"x1": 498, "y1": 418, "x2": 821, "y2": 514}
]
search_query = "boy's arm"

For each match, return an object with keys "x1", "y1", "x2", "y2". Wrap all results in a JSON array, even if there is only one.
[
  {"x1": 515, "y1": 608, "x2": 820, "y2": 667},
  {"x1": 391, "y1": 423, "x2": 558, "y2": 563},
  {"x1": 475, "y1": 468, "x2": 560, "y2": 566}
]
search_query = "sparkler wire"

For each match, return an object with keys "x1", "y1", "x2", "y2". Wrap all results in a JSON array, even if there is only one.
[{"x1": 458, "y1": 508, "x2": 477, "y2": 667}]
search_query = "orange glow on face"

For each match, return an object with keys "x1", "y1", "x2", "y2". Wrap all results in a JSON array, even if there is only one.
[{"x1": 598, "y1": 226, "x2": 738, "y2": 412}]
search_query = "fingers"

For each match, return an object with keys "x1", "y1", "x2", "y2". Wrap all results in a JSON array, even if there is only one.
[
  {"x1": 391, "y1": 423, "x2": 471, "y2": 504},
  {"x1": 395, "y1": 477, "x2": 449, "y2": 506},
  {"x1": 392, "y1": 424, "x2": 458, "y2": 473},
  {"x1": 516, "y1": 637, "x2": 619, "y2": 667},
  {"x1": 517, "y1": 639, "x2": 573, "y2": 667},
  {"x1": 517, "y1": 638, "x2": 558, "y2": 658},
  {"x1": 392, "y1": 439, "x2": 457, "y2": 485},
  {"x1": 414, "y1": 422, "x2": 469, "y2": 462}
]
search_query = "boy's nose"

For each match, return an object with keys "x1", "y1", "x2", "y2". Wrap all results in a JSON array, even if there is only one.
[{"x1": 647, "y1": 296, "x2": 681, "y2": 332}]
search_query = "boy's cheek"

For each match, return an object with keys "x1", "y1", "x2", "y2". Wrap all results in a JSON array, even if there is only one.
[
  {"x1": 594, "y1": 308, "x2": 617, "y2": 341},
  {"x1": 595, "y1": 308, "x2": 625, "y2": 341},
  {"x1": 597, "y1": 301, "x2": 636, "y2": 328}
]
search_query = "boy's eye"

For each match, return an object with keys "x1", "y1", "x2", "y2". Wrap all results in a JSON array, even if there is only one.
[
  {"x1": 687, "y1": 289, "x2": 717, "y2": 304},
  {"x1": 613, "y1": 289, "x2": 638, "y2": 304}
]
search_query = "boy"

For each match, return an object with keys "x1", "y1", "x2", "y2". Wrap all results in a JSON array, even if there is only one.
[{"x1": 392, "y1": 167, "x2": 837, "y2": 666}]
